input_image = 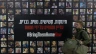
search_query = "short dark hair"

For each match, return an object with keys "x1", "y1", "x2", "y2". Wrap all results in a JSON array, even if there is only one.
[{"x1": 76, "y1": 21, "x2": 84, "y2": 27}]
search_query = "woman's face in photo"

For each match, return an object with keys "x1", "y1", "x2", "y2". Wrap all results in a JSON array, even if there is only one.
[
  {"x1": 30, "y1": 48, "x2": 34, "y2": 53},
  {"x1": 52, "y1": 41, "x2": 56, "y2": 45}
]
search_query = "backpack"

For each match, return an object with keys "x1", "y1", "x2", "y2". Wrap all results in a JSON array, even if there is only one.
[
  {"x1": 80, "y1": 30, "x2": 91, "y2": 47},
  {"x1": 62, "y1": 39, "x2": 78, "y2": 53}
]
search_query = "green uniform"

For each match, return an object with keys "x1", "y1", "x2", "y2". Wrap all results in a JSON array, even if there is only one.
[
  {"x1": 63, "y1": 28, "x2": 90, "y2": 54},
  {"x1": 74, "y1": 28, "x2": 90, "y2": 54},
  {"x1": 75, "y1": 28, "x2": 90, "y2": 45}
]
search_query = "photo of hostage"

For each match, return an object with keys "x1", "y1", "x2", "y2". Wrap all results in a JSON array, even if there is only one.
[{"x1": 62, "y1": 21, "x2": 91, "y2": 54}]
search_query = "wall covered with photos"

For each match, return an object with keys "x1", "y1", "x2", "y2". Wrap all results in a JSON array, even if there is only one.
[{"x1": 0, "y1": 0, "x2": 95, "y2": 54}]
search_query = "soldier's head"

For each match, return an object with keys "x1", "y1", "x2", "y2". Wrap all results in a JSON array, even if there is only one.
[{"x1": 75, "y1": 20, "x2": 84, "y2": 29}]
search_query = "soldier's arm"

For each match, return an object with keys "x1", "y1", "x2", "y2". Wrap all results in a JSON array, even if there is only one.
[{"x1": 82, "y1": 31, "x2": 91, "y2": 45}]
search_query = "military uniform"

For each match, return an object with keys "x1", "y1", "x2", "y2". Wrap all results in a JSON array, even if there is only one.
[
  {"x1": 63, "y1": 28, "x2": 90, "y2": 54},
  {"x1": 74, "y1": 28, "x2": 90, "y2": 54},
  {"x1": 75, "y1": 28, "x2": 90, "y2": 45}
]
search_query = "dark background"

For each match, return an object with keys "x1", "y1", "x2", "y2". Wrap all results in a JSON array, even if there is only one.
[{"x1": 14, "y1": 15, "x2": 72, "y2": 41}]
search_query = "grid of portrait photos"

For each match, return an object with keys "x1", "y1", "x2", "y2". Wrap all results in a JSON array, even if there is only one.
[
  {"x1": 72, "y1": 0, "x2": 96, "y2": 54},
  {"x1": 0, "y1": 0, "x2": 95, "y2": 54}
]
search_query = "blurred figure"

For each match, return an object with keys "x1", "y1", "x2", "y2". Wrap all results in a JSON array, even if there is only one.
[
  {"x1": 23, "y1": 48, "x2": 28, "y2": 53},
  {"x1": 1, "y1": 48, "x2": 6, "y2": 53},
  {"x1": 8, "y1": 48, "x2": 14, "y2": 53},
  {"x1": 51, "y1": 9, "x2": 57, "y2": 15},
  {"x1": 37, "y1": 41, "x2": 43, "y2": 47},
  {"x1": 59, "y1": 9, "x2": 64, "y2": 15},
  {"x1": 8, "y1": 35, "x2": 14, "y2": 41},
  {"x1": 15, "y1": 41, "x2": 21, "y2": 47},
  {"x1": 23, "y1": 41, "x2": 29, "y2": 47},
  {"x1": 30, "y1": 48, "x2": 35, "y2": 53},
  {"x1": 51, "y1": 3, "x2": 57, "y2": 8},
  {"x1": 15, "y1": 48, "x2": 21, "y2": 53},
  {"x1": 37, "y1": 9, "x2": 43, "y2": 14},
  {"x1": 1, "y1": 35, "x2": 6, "y2": 41},
  {"x1": 30, "y1": 41, "x2": 36, "y2": 47},
  {"x1": 52, "y1": 41, "x2": 56, "y2": 46}
]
